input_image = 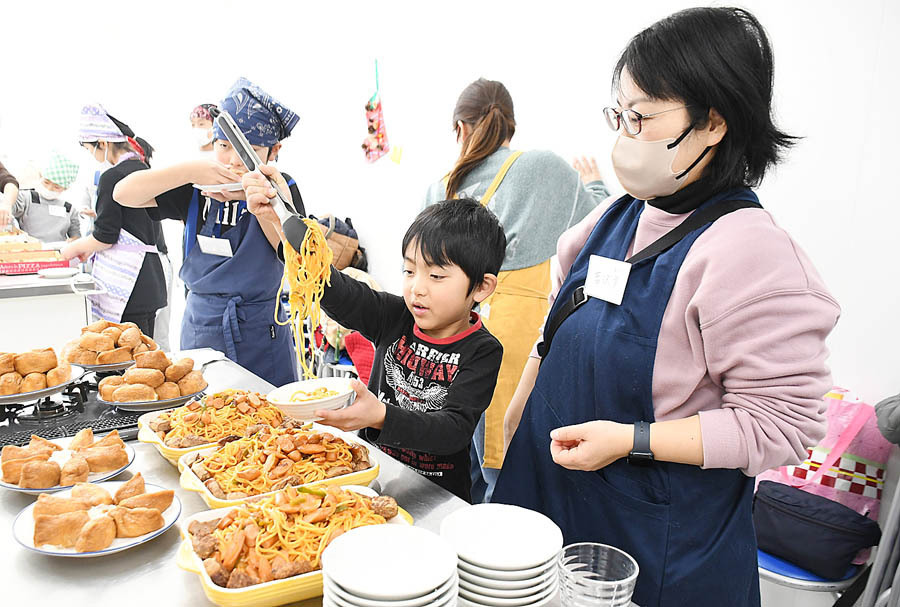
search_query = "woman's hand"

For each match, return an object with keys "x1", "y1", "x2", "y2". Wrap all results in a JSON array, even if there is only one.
[
  {"x1": 572, "y1": 156, "x2": 603, "y2": 185},
  {"x1": 549, "y1": 420, "x2": 632, "y2": 471},
  {"x1": 314, "y1": 380, "x2": 387, "y2": 432},
  {"x1": 241, "y1": 164, "x2": 292, "y2": 227},
  {"x1": 191, "y1": 158, "x2": 241, "y2": 188},
  {"x1": 61, "y1": 240, "x2": 90, "y2": 263},
  {"x1": 79, "y1": 208, "x2": 97, "y2": 218}
]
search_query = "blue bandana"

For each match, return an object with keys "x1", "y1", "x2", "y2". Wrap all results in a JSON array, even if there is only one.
[{"x1": 212, "y1": 77, "x2": 299, "y2": 148}]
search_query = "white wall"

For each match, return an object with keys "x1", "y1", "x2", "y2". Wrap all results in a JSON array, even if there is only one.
[{"x1": 2, "y1": 1, "x2": 898, "y2": 602}]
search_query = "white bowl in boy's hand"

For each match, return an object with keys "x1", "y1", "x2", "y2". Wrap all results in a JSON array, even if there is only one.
[{"x1": 266, "y1": 376, "x2": 355, "y2": 421}]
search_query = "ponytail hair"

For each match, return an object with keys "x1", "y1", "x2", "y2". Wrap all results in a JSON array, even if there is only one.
[{"x1": 445, "y1": 78, "x2": 515, "y2": 199}]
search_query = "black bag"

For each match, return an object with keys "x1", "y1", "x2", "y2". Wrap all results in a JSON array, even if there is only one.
[{"x1": 753, "y1": 480, "x2": 882, "y2": 580}]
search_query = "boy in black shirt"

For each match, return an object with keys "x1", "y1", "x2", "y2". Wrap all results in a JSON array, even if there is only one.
[{"x1": 243, "y1": 165, "x2": 505, "y2": 502}]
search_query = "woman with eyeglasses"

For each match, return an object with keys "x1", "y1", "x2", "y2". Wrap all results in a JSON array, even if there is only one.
[
  {"x1": 493, "y1": 8, "x2": 838, "y2": 606},
  {"x1": 423, "y1": 78, "x2": 610, "y2": 504}
]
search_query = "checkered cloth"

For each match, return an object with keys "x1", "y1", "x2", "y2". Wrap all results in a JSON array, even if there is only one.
[
  {"x1": 42, "y1": 151, "x2": 80, "y2": 190},
  {"x1": 787, "y1": 446, "x2": 884, "y2": 500}
]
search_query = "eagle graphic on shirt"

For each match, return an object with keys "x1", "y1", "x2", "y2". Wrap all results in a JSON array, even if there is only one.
[{"x1": 382, "y1": 336, "x2": 460, "y2": 412}]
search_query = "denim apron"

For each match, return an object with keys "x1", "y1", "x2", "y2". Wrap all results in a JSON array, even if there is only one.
[
  {"x1": 180, "y1": 190, "x2": 297, "y2": 387},
  {"x1": 492, "y1": 189, "x2": 762, "y2": 607}
]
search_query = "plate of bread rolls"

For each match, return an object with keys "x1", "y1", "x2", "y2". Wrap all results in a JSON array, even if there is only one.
[
  {"x1": 0, "y1": 348, "x2": 83, "y2": 405},
  {"x1": 97, "y1": 351, "x2": 209, "y2": 412},
  {"x1": 12, "y1": 474, "x2": 181, "y2": 557},
  {"x1": 0, "y1": 429, "x2": 135, "y2": 494},
  {"x1": 62, "y1": 319, "x2": 161, "y2": 372}
]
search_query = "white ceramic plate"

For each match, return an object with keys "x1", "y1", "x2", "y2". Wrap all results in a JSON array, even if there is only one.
[
  {"x1": 322, "y1": 525, "x2": 457, "y2": 601},
  {"x1": 12, "y1": 480, "x2": 181, "y2": 557},
  {"x1": 0, "y1": 435, "x2": 135, "y2": 494},
  {"x1": 459, "y1": 572, "x2": 556, "y2": 599},
  {"x1": 192, "y1": 182, "x2": 244, "y2": 192},
  {"x1": 37, "y1": 267, "x2": 78, "y2": 279},
  {"x1": 458, "y1": 556, "x2": 556, "y2": 582},
  {"x1": 457, "y1": 579, "x2": 558, "y2": 607},
  {"x1": 100, "y1": 390, "x2": 205, "y2": 412},
  {"x1": 0, "y1": 365, "x2": 86, "y2": 405},
  {"x1": 324, "y1": 572, "x2": 457, "y2": 607},
  {"x1": 440, "y1": 504, "x2": 563, "y2": 571},
  {"x1": 458, "y1": 564, "x2": 557, "y2": 591}
]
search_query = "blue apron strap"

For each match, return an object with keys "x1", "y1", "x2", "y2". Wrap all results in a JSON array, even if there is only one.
[
  {"x1": 286, "y1": 178, "x2": 296, "y2": 187},
  {"x1": 221, "y1": 295, "x2": 243, "y2": 361},
  {"x1": 183, "y1": 188, "x2": 200, "y2": 257},
  {"x1": 93, "y1": 170, "x2": 101, "y2": 187}
]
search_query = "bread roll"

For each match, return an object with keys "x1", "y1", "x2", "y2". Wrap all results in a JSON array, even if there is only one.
[
  {"x1": 132, "y1": 343, "x2": 150, "y2": 355},
  {"x1": 165, "y1": 358, "x2": 194, "y2": 382},
  {"x1": 33, "y1": 511, "x2": 89, "y2": 548},
  {"x1": 97, "y1": 347, "x2": 133, "y2": 365},
  {"x1": 134, "y1": 350, "x2": 170, "y2": 371},
  {"x1": 21, "y1": 372, "x2": 47, "y2": 393},
  {"x1": 114, "y1": 472, "x2": 145, "y2": 504},
  {"x1": 101, "y1": 326, "x2": 123, "y2": 343},
  {"x1": 178, "y1": 371, "x2": 208, "y2": 396},
  {"x1": 118, "y1": 322, "x2": 140, "y2": 331},
  {"x1": 141, "y1": 335, "x2": 158, "y2": 351},
  {"x1": 82, "y1": 320, "x2": 111, "y2": 334},
  {"x1": 110, "y1": 506, "x2": 164, "y2": 538},
  {"x1": 79, "y1": 445, "x2": 129, "y2": 472},
  {"x1": 156, "y1": 382, "x2": 180, "y2": 400},
  {"x1": 14, "y1": 348, "x2": 57, "y2": 375},
  {"x1": 72, "y1": 482, "x2": 114, "y2": 506},
  {"x1": 46, "y1": 362, "x2": 72, "y2": 387},
  {"x1": 60, "y1": 454, "x2": 90, "y2": 485},
  {"x1": 0, "y1": 352, "x2": 14, "y2": 375},
  {"x1": 19, "y1": 460, "x2": 61, "y2": 488},
  {"x1": 79, "y1": 332, "x2": 115, "y2": 353},
  {"x1": 118, "y1": 490, "x2": 173, "y2": 512},
  {"x1": 98, "y1": 376, "x2": 125, "y2": 401},
  {"x1": 65, "y1": 345, "x2": 98, "y2": 366},
  {"x1": 75, "y1": 514, "x2": 117, "y2": 552},
  {"x1": 117, "y1": 327, "x2": 142, "y2": 349},
  {"x1": 112, "y1": 383, "x2": 156, "y2": 403},
  {"x1": 123, "y1": 367, "x2": 165, "y2": 388},
  {"x1": 68, "y1": 427, "x2": 95, "y2": 450},
  {"x1": 0, "y1": 372, "x2": 23, "y2": 395}
]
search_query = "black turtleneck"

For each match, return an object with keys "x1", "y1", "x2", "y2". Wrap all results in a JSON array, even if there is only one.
[{"x1": 647, "y1": 178, "x2": 717, "y2": 214}]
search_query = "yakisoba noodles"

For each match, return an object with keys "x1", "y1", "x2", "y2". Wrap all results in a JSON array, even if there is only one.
[
  {"x1": 148, "y1": 389, "x2": 283, "y2": 449},
  {"x1": 188, "y1": 424, "x2": 371, "y2": 500},
  {"x1": 290, "y1": 387, "x2": 338, "y2": 403},
  {"x1": 276, "y1": 218, "x2": 333, "y2": 379},
  {"x1": 188, "y1": 485, "x2": 400, "y2": 587}
]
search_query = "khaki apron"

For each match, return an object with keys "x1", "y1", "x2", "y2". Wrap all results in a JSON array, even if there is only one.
[{"x1": 446, "y1": 150, "x2": 552, "y2": 468}]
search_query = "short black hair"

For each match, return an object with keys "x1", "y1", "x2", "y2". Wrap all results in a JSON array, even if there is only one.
[
  {"x1": 402, "y1": 199, "x2": 506, "y2": 295},
  {"x1": 613, "y1": 7, "x2": 798, "y2": 192}
]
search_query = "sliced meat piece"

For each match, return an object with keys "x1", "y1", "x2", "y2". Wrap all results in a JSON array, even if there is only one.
[
  {"x1": 204, "y1": 479, "x2": 226, "y2": 499},
  {"x1": 203, "y1": 558, "x2": 230, "y2": 587},
  {"x1": 191, "y1": 461, "x2": 211, "y2": 482},
  {"x1": 244, "y1": 424, "x2": 267, "y2": 437},
  {"x1": 192, "y1": 533, "x2": 218, "y2": 559},
  {"x1": 371, "y1": 495, "x2": 399, "y2": 519},
  {"x1": 226, "y1": 569, "x2": 259, "y2": 588},
  {"x1": 271, "y1": 474, "x2": 302, "y2": 491},
  {"x1": 325, "y1": 465, "x2": 352, "y2": 479},
  {"x1": 179, "y1": 435, "x2": 209, "y2": 448},
  {"x1": 188, "y1": 518, "x2": 221, "y2": 537},
  {"x1": 216, "y1": 435, "x2": 241, "y2": 447},
  {"x1": 271, "y1": 557, "x2": 314, "y2": 580},
  {"x1": 148, "y1": 419, "x2": 172, "y2": 433}
]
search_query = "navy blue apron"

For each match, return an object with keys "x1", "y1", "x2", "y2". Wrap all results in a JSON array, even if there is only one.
[
  {"x1": 492, "y1": 188, "x2": 762, "y2": 607},
  {"x1": 180, "y1": 191, "x2": 297, "y2": 387}
]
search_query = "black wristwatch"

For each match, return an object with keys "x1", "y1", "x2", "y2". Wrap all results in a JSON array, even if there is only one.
[{"x1": 627, "y1": 421, "x2": 654, "y2": 465}]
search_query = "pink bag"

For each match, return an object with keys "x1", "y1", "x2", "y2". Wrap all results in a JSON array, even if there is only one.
[{"x1": 758, "y1": 388, "x2": 893, "y2": 521}]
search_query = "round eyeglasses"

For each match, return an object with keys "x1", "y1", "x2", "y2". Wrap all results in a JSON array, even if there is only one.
[{"x1": 603, "y1": 105, "x2": 689, "y2": 136}]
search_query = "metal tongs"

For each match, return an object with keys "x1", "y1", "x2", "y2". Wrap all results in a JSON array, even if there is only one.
[{"x1": 209, "y1": 106, "x2": 308, "y2": 251}]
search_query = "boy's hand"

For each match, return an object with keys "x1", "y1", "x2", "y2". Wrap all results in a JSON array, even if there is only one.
[
  {"x1": 241, "y1": 164, "x2": 292, "y2": 227},
  {"x1": 549, "y1": 420, "x2": 632, "y2": 471},
  {"x1": 572, "y1": 156, "x2": 603, "y2": 185},
  {"x1": 315, "y1": 380, "x2": 386, "y2": 432}
]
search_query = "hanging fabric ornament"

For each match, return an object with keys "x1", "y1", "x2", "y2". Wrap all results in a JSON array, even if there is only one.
[{"x1": 362, "y1": 60, "x2": 391, "y2": 163}]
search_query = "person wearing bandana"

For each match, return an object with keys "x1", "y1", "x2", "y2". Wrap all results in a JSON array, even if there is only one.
[
  {"x1": 11, "y1": 151, "x2": 81, "y2": 242},
  {"x1": 493, "y1": 8, "x2": 839, "y2": 607},
  {"x1": 113, "y1": 78, "x2": 303, "y2": 386}
]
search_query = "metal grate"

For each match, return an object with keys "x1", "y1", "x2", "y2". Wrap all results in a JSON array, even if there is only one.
[{"x1": 0, "y1": 414, "x2": 142, "y2": 447}]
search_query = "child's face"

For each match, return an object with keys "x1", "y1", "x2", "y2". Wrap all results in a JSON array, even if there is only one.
[
  {"x1": 213, "y1": 140, "x2": 280, "y2": 176},
  {"x1": 40, "y1": 178, "x2": 64, "y2": 193},
  {"x1": 190, "y1": 117, "x2": 213, "y2": 130},
  {"x1": 402, "y1": 241, "x2": 484, "y2": 340}
]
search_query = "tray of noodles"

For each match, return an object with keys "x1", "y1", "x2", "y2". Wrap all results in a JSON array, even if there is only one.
[
  {"x1": 177, "y1": 422, "x2": 379, "y2": 509},
  {"x1": 176, "y1": 484, "x2": 411, "y2": 607},
  {"x1": 137, "y1": 389, "x2": 285, "y2": 466}
]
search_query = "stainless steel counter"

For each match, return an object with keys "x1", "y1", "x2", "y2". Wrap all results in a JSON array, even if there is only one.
[{"x1": 0, "y1": 272, "x2": 95, "y2": 299}]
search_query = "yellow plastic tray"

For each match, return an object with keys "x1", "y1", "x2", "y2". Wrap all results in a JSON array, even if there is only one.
[
  {"x1": 178, "y1": 426, "x2": 380, "y2": 509},
  {"x1": 137, "y1": 408, "x2": 216, "y2": 466},
  {"x1": 176, "y1": 487, "x2": 412, "y2": 607}
]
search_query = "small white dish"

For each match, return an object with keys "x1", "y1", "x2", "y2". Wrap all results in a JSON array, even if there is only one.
[
  {"x1": 12, "y1": 480, "x2": 181, "y2": 557},
  {"x1": 38, "y1": 267, "x2": 78, "y2": 279},
  {"x1": 458, "y1": 556, "x2": 556, "y2": 582},
  {"x1": 457, "y1": 579, "x2": 558, "y2": 607},
  {"x1": 324, "y1": 572, "x2": 457, "y2": 607},
  {"x1": 459, "y1": 572, "x2": 555, "y2": 599},
  {"x1": 192, "y1": 182, "x2": 244, "y2": 192},
  {"x1": 458, "y1": 563, "x2": 557, "y2": 590},
  {"x1": 440, "y1": 504, "x2": 563, "y2": 571}
]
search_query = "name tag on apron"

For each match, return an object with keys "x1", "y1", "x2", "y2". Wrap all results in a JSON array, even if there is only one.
[
  {"x1": 48, "y1": 205, "x2": 67, "y2": 217},
  {"x1": 197, "y1": 234, "x2": 234, "y2": 257},
  {"x1": 584, "y1": 255, "x2": 631, "y2": 305}
]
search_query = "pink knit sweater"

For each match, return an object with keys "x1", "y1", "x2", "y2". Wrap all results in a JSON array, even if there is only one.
[{"x1": 535, "y1": 199, "x2": 839, "y2": 476}]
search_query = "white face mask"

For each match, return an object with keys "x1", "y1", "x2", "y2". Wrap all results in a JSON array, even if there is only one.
[
  {"x1": 87, "y1": 144, "x2": 114, "y2": 173},
  {"x1": 36, "y1": 184, "x2": 61, "y2": 200},
  {"x1": 193, "y1": 127, "x2": 213, "y2": 149},
  {"x1": 611, "y1": 126, "x2": 711, "y2": 201}
]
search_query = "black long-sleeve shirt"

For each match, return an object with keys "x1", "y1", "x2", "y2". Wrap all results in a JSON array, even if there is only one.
[{"x1": 320, "y1": 269, "x2": 502, "y2": 502}]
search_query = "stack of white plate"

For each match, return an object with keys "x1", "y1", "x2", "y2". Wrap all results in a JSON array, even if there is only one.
[
  {"x1": 440, "y1": 504, "x2": 563, "y2": 607},
  {"x1": 321, "y1": 524, "x2": 459, "y2": 607}
]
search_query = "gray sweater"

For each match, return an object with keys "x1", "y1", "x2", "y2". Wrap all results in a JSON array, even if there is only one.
[
  {"x1": 424, "y1": 148, "x2": 609, "y2": 272},
  {"x1": 13, "y1": 190, "x2": 80, "y2": 242}
]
